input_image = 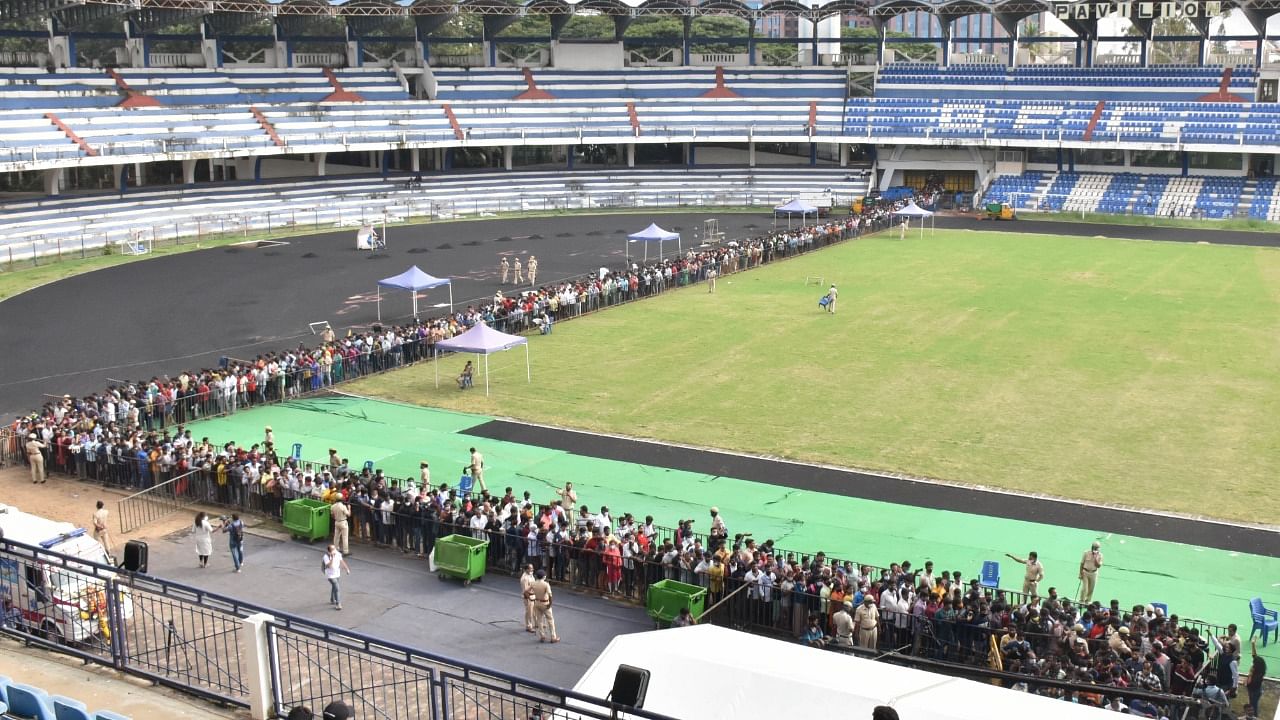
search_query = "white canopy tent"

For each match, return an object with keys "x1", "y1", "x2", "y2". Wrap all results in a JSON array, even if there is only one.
[
  {"x1": 626, "y1": 223, "x2": 681, "y2": 263},
  {"x1": 433, "y1": 322, "x2": 530, "y2": 396},
  {"x1": 774, "y1": 198, "x2": 818, "y2": 230},
  {"x1": 376, "y1": 266, "x2": 452, "y2": 322},
  {"x1": 568, "y1": 625, "x2": 1117, "y2": 720},
  {"x1": 892, "y1": 200, "x2": 935, "y2": 239}
]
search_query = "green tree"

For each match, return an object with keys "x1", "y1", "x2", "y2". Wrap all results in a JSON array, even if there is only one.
[
  {"x1": 690, "y1": 15, "x2": 749, "y2": 54},
  {"x1": 560, "y1": 15, "x2": 616, "y2": 40}
]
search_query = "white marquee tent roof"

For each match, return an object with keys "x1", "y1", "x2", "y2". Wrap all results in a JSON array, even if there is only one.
[{"x1": 570, "y1": 625, "x2": 1115, "y2": 720}]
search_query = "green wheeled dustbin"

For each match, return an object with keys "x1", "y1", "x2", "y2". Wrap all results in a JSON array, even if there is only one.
[
  {"x1": 435, "y1": 534, "x2": 488, "y2": 586},
  {"x1": 282, "y1": 498, "x2": 331, "y2": 542},
  {"x1": 646, "y1": 579, "x2": 707, "y2": 628}
]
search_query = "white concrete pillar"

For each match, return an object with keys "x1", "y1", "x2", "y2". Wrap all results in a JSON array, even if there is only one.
[
  {"x1": 201, "y1": 38, "x2": 218, "y2": 68},
  {"x1": 49, "y1": 36, "x2": 72, "y2": 68},
  {"x1": 626, "y1": 143, "x2": 635, "y2": 168},
  {"x1": 238, "y1": 612, "x2": 275, "y2": 720},
  {"x1": 182, "y1": 159, "x2": 197, "y2": 184},
  {"x1": 503, "y1": 146, "x2": 513, "y2": 170},
  {"x1": 274, "y1": 41, "x2": 289, "y2": 68},
  {"x1": 346, "y1": 40, "x2": 360, "y2": 69},
  {"x1": 316, "y1": 152, "x2": 328, "y2": 177},
  {"x1": 234, "y1": 158, "x2": 254, "y2": 180},
  {"x1": 112, "y1": 165, "x2": 124, "y2": 190},
  {"x1": 133, "y1": 162, "x2": 145, "y2": 187},
  {"x1": 839, "y1": 143, "x2": 848, "y2": 168},
  {"x1": 368, "y1": 151, "x2": 379, "y2": 168},
  {"x1": 748, "y1": 141, "x2": 756, "y2": 168},
  {"x1": 42, "y1": 168, "x2": 63, "y2": 195},
  {"x1": 126, "y1": 38, "x2": 146, "y2": 68},
  {"x1": 410, "y1": 149, "x2": 420, "y2": 172}
]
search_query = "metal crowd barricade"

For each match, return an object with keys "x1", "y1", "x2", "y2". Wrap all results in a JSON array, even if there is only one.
[{"x1": 0, "y1": 538, "x2": 677, "y2": 720}]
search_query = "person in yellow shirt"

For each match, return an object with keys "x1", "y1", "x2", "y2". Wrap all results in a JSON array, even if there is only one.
[{"x1": 707, "y1": 556, "x2": 725, "y2": 601}]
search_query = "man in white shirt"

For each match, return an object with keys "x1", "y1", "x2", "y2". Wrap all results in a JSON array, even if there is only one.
[
  {"x1": 322, "y1": 544, "x2": 351, "y2": 610},
  {"x1": 469, "y1": 509, "x2": 489, "y2": 540}
]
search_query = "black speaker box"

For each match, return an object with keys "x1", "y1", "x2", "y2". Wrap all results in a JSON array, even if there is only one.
[
  {"x1": 121, "y1": 539, "x2": 148, "y2": 573},
  {"x1": 610, "y1": 664, "x2": 649, "y2": 708}
]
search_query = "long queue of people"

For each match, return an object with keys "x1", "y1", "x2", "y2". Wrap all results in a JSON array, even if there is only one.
[{"x1": 6, "y1": 420, "x2": 1251, "y2": 718}]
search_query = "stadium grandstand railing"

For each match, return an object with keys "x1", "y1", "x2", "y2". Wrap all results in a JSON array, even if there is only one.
[{"x1": 0, "y1": 168, "x2": 871, "y2": 265}]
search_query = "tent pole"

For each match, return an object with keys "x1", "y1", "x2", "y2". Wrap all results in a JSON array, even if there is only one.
[
  {"x1": 484, "y1": 354, "x2": 490, "y2": 397},
  {"x1": 433, "y1": 346, "x2": 438, "y2": 389},
  {"x1": 449, "y1": 284, "x2": 454, "y2": 315},
  {"x1": 412, "y1": 290, "x2": 418, "y2": 319},
  {"x1": 377, "y1": 286, "x2": 381, "y2": 323}
]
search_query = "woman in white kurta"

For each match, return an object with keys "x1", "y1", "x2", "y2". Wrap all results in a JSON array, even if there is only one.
[{"x1": 193, "y1": 511, "x2": 215, "y2": 567}]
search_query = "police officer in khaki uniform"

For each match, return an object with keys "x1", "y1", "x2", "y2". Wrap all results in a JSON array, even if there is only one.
[
  {"x1": 832, "y1": 600, "x2": 855, "y2": 647},
  {"x1": 525, "y1": 569, "x2": 559, "y2": 643},
  {"x1": 1006, "y1": 550, "x2": 1044, "y2": 596},
  {"x1": 854, "y1": 595, "x2": 879, "y2": 649},
  {"x1": 500, "y1": 256, "x2": 510, "y2": 284},
  {"x1": 512, "y1": 258, "x2": 524, "y2": 285},
  {"x1": 331, "y1": 497, "x2": 351, "y2": 555},
  {"x1": 1079, "y1": 541, "x2": 1104, "y2": 604},
  {"x1": 527, "y1": 256, "x2": 538, "y2": 286},
  {"x1": 519, "y1": 564, "x2": 536, "y2": 633},
  {"x1": 26, "y1": 433, "x2": 47, "y2": 484}
]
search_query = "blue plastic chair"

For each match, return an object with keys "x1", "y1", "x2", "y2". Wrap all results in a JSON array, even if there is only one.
[
  {"x1": 979, "y1": 561, "x2": 1000, "y2": 589},
  {"x1": 1151, "y1": 602, "x2": 1169, "y2": 617},
  {"x1": 290, "y1": 443, "x2": 302, "y2": 461},
  {"x1": 457, "y1": 473, "x2": 475, "y2": 499},
  {"x1": 94, "y1": 712, "x2": 131, "y2": 720},
  {"x1": 0, "y1": 674, "x2": 11, "y2": 715},
  {"x1": 1251, "y1": 597, "x2": 1279, "y2": 646},
  {"x1": 7, "y1": 683, "x2": 56, "y2": 720},
  {"x1": 51, "y1": 695, "x2": 92, "y2": 720},
  {"x1": 363, "y1": 460, "x2": 374, "y2": 474}
]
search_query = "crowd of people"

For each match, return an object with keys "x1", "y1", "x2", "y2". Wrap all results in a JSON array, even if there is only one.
[{"x1": 3, "y1": 201, "x2": 1256, "y2": 718}]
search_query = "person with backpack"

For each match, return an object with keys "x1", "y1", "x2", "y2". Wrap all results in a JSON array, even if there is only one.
[{"x1": 220, "y1": 513, "x2": 246, "y2": 572}]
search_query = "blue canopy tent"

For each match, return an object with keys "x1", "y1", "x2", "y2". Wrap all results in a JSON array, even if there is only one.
[
  {"x1": 774, "y1": 198, "x2": 818, "y2": 229},
  {"x1": 434, "y1": 322, "x2": 531, "y2": 396},
  {"x1": 627, "y1": 223, "x2": 681, "y2": 263},
  {"x1": 377, "y1": 266, "x2": 453, "y2": 322},
  {"x1": 892, "y1": 200, "x2": 935, "y2": 239}
]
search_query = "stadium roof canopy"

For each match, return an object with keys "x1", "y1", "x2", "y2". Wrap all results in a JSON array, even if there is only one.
[{"x1": 7, "y1": 0, "x2": 1280, "y2": 36}]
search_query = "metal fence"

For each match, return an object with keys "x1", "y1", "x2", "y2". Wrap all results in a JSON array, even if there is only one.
[
  {"x1": 2, "y1": 183, "x2": 862, "y2": 269},
  {"x1": 0, "y1": 538, "x2": 678, "y2": 720},
  {"x1": 117, "y1": 469, "x2": 207, "y2": 534}
]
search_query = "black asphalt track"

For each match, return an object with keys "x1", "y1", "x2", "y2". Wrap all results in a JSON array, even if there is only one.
[
  {"x1": 3, "y1": 209, "x2": 1277, "y2": 552},
  {"x1": 463, "y1": 419, "x2": 1280, "y2": 557},
  {"x1": 0, "y1": 212, "x2": 766, "y2": 418}
]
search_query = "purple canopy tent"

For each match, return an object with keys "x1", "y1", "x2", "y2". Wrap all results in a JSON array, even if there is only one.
[
  {"x1": 773, "y1": 198, "x2": 818, "y2": 230},
  {"x1": 627, "y1": 223, "x2": 681, "y2": 263},
  {"x1": 433, "y1": 322, "x2": 531, "y2": 396},
  {"x1": 377, "y1": 266, "x2": 453, "y2": 322},
  {"x1": 891, "y1": 200, "x2": 935, "y2": 239}
]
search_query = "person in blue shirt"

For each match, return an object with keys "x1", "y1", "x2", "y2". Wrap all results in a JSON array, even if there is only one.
[{"x1": 800, "y1": 613, "x2": 826, "y2": 647}]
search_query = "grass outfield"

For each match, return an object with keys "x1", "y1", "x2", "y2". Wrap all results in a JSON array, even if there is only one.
[{"x1": 348, "y1": 228, "x2": 1280, "y2": 524}]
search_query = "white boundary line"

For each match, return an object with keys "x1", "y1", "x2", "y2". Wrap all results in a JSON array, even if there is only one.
[{"x1": 324, "y1": 390, "x2": 1280, "y2": 536}]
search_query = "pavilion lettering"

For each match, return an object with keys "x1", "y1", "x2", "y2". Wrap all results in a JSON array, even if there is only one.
[{"x1": 1053, "y1": 1, "x2": 1223, "y2": 19}]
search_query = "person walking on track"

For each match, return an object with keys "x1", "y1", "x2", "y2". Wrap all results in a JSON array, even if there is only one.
[
  {"x1": 528, "y1": 256, "x2": 538, "y2": 286},
  {"x1": 526, "y1": 569, "x2": 559, "y2": 643},
  {"x1": 513, "y1": 258, "x2": 524, "y2": 285},
  {"x1": 322, "y1": 544, "x2": 351, "y2": 610},
  {"x1": 1078, "y1": 541, "x2": 1103, "y2": 604},
  {"x1": 500, "y1": 256, "x2": 510, "y2": 284}
]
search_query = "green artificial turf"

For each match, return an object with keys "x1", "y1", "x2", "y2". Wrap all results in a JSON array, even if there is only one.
[{"x1": 349, "y1": 228, "x2": 1280, "y2": 524}]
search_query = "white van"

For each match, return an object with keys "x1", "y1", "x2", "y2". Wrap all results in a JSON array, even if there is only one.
[{"x1": 0, "y1": 503, "x2": 132, "y2": 644}]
